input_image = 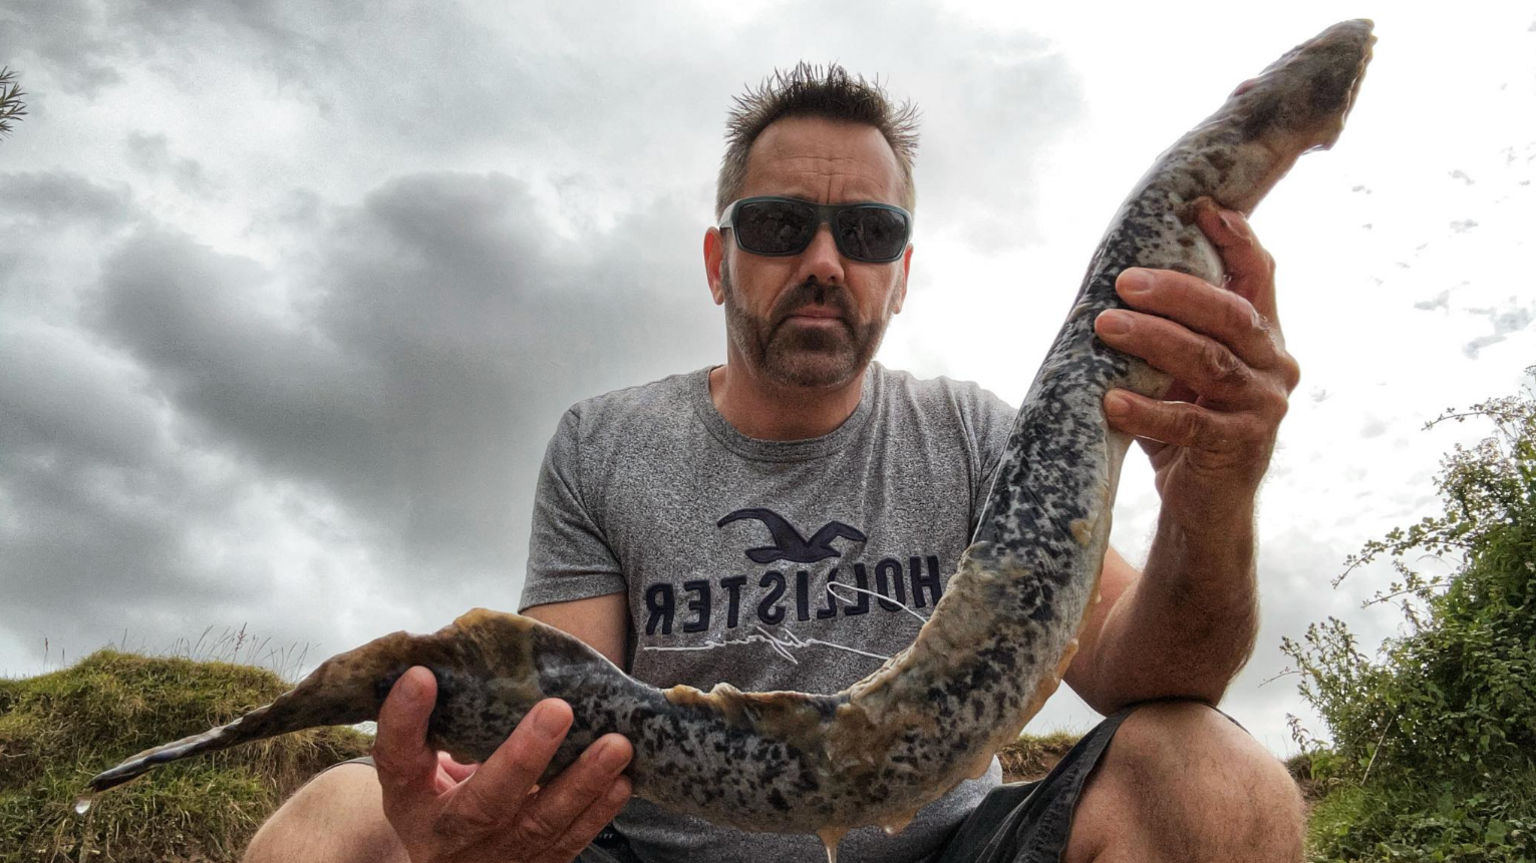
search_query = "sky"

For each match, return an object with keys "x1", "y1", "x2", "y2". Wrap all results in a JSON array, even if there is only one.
[{"x1": 1, "y1": 2, "x2": 1533, "y2": 759}]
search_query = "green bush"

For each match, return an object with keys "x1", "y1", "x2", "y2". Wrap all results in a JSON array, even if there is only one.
[
  {"x1": 1283, "y1": 369, "x2": 1536, "y2": 861},
  {"x1": 1304, "y1": 776, "x2": 1536, "y2": 862}
]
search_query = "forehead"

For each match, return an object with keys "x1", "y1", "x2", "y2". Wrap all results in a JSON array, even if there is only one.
[{"x1": 739, "y1": 115, "x2": 903, "y2": 205}]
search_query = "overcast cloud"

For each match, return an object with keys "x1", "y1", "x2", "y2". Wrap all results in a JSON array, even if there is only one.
[{"x1": 2, "y1": 1, "x2": 1534, "y2": 757}]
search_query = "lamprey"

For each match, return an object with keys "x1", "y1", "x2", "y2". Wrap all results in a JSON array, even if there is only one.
[{"x1": 88, "y1": 19, "x2": 1373, "y2": 860}]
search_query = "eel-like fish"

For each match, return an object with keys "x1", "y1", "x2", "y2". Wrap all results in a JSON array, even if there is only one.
[{"x1": 87, "y1": 19, "x2": 1374, "y2": 859}]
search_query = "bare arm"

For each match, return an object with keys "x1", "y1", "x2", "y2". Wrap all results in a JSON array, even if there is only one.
[
  {"x1": 1067, "y1": 525, "x2": 1260, "y2": 714},
  {"x1": 522, "y1": 593, "x2": 630, "y2": 668},
  {"x1": 1064, "y1": 201, "x2": 1295, "y2": 714}
]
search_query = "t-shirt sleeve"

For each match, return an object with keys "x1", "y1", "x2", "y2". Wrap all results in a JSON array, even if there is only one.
[{"x1": 518, "y1": 406, "x2": 628, "y2": 612}]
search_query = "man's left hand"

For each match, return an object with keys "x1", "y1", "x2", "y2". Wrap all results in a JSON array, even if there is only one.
[{"x1": 1092, "y1": 198, "x2": 1300, "y2": 507}]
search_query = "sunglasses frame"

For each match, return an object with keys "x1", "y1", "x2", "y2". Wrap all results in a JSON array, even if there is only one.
[{"x1": 718, "y1": 196, "x2": 914, "y2": 264}]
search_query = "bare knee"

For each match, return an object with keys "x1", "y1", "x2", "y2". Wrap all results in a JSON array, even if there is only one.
[
  {"x1": 243, "y1": 764, "x2": 408, "y2": 863},
  {"x1": 1067, "y1": 701, "x2": 1304, "y2": 863}
]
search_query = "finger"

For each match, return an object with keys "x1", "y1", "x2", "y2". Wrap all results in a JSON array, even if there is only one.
[
  {"x1": 1112, "y1": 268, "x2": 1284, "y2": 372},
  {"x1": 544, "y1": 773, "x2": 634, "y2": 863},
  {"x1": 438, "y1": 699, "x2": 573, "y2": 839},
  {"x1": 519, "y1": 734, "x2": 633, "y2": 846},
  {"x1": 438, "y1": 751, "x2": 480, "y2": 784},
  {"x1": 1192, "y1": 197, "x2": 1280, "y2": 322},
  {"x1": 1095, "y1": 309, "x2": 1281, "y2": 409},
  {"x1": 1104, "y1": 389, "x2": 1272, "y2": 464}
]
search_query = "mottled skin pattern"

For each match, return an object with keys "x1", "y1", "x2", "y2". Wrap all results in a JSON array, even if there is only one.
[{"x1": 89, "y1": 18, "x2": 1373, "y2": 845}]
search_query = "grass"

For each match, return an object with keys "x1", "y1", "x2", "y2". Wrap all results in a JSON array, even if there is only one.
[
  {"x1": 0, "y1": 649, "x2": 371, "y2": 863},
  {"x1": 996, "y1": 729, "x2": 1081, "y2": 782}
]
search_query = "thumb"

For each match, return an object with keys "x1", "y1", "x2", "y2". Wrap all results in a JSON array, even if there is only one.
[{"x1": 373, "y1": 666, "x2": 442, "y2": 796}]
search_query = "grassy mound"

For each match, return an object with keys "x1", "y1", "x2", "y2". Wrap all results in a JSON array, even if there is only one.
[
  {"x1": 997, "y1": 730, "x2": 1080, "y2": 783},
  {"x1": 0, "y1": 649, "x2": 371, "y2": 863}
]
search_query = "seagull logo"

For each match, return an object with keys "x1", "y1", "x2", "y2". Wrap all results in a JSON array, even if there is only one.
[{"x1": 716, "y1": 508, "x2": 868, "y2": 564}]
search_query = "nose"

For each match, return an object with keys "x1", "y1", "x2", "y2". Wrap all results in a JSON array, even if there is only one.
[{"x1": 795, "y1": 223, "x2": 846, "y2": 286}]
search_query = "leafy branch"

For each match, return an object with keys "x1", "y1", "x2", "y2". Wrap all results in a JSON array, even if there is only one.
[{"x1": 0, "y1": 66, "x2": 27, "y2": 141}]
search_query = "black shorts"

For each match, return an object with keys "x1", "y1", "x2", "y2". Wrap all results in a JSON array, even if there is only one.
[{"x1": 925, "y1": 703, "x2": 1142, "y2": 863}]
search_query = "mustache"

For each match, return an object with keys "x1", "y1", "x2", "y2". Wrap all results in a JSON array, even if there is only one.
[{"x1": 769, "y1": 280, "x2": 853, "y2": 327}]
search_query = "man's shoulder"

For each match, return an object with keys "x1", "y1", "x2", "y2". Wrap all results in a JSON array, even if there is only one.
[
  {"x1": 558, "y1": 368, "x2": 706, "y2": 439},
  {"x1": 872, "y1": 362, "x2": 1014, "y2": 420}
]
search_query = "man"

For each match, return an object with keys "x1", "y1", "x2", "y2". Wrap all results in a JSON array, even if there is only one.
[{"x1": 246, "y1": 65, "x2": 1304, "y2": 863}]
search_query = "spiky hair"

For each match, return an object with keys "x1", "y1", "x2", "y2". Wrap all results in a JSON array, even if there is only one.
[{"x1": 715, "y1": 63, "x2": 920, "y2": 219}]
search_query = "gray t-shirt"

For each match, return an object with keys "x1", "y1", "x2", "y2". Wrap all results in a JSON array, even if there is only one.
[{"x1": 520, "y1": 362, "x2": 1016, "y2": 863}]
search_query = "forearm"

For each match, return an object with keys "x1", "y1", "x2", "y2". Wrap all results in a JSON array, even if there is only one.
[
  {"x1": 1071, "y1": 200, "x2": 1291, "y2": 714},
  {"x1": 1087, "y1": 499, "x2": 1261, "y2": 711}
]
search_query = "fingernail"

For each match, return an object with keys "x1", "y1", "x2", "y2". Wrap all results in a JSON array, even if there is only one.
[
  {"x1": 534, "y1": 702, "x2": 569, "y2": 740},
  {"x1": 1097, "y1": 310, "x2": 1132, "y2": 335},
  {"x1": 1219, "y1": 211, "x2": 1242, "y2": 234},
  {"x1": 1118, "y1": 270, "x2": 1152, "y2": 294},
  {"x1": 594, "y1": 739, "x2": 630, "y2": 772},
  {"x1": 399, "y1": 668, "x2": 427, "y2": 705},
  {"x1": 1104, "y1": 391, "x2": 1132, "y2": 418}
]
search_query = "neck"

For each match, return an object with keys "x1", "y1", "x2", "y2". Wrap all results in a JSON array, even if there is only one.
[{"x1": 709, "y1": 360, "x2": 868, "y2": 441}]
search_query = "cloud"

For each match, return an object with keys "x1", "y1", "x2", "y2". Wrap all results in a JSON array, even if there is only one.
[
  {"x1": 0, "y1": 174, "x2": 260, "y2": 656},
  {"x1": 123, "y1": 132, "x2": 214, "y2": 196},
  {"x1": 0, "y1": 315, "x2": 269, "y2": 638},
  {"x1": 0, "y1": 170, "x2": 132, "y2": 227},
  {"x1": 0, "y1": 0, "x2": 333, "y2": 99},
  {"x1": 0, "y1": 0, "x2": 124, "y2": 96},
  {"x1": 9, "y1": 0, "x2": 1086, "y2": 248},
  {"x1": 1463, "y1": 301, "x2": 1534, "y2": 357},
  {"x1": 0, "y1": 171, "x2": 141, "y2": 326},
  {"x1": 109, "y1": 172, "x2": 716, "y2": 569},
  {"x1": 0, "y1": 168, "x2": 725, "y2": 666},
  {"x1": 1413, "y1": 291, "x2": 1449, "y2": 312}
]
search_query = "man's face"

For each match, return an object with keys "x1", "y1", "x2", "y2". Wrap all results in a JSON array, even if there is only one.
[{"x1": 707, "y1": 116, "x2": 913, "y2": 390}]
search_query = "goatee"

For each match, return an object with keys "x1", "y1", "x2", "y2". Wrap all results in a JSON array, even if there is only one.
[{"x1": 720, "y1": 270, "x2": 887, "y2": 389}]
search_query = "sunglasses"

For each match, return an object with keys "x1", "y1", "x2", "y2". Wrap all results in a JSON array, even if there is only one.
[{"x1": 719, "y1": 196, "x2": 913, "y2": 264}]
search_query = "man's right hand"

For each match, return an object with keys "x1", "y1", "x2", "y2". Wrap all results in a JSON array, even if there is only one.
[{"x1": 373, "y1": 666, "x2": 634, "y2": 863}]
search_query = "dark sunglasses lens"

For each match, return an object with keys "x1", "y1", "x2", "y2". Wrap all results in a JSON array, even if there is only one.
[
  {"x1": 835, "y1": 207, "x2": 909, "y2": 261},
  {"x1": 733, "y1": 200, "x2": 816, "y2": 255}
]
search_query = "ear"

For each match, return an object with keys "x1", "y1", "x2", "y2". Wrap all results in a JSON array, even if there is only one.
[
  {"x1": 891, "y1": 243, "x2": 914, "y2": 315},
  {"x1": 704, "y1": 227, "x2": 727, "y2": 306}
]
